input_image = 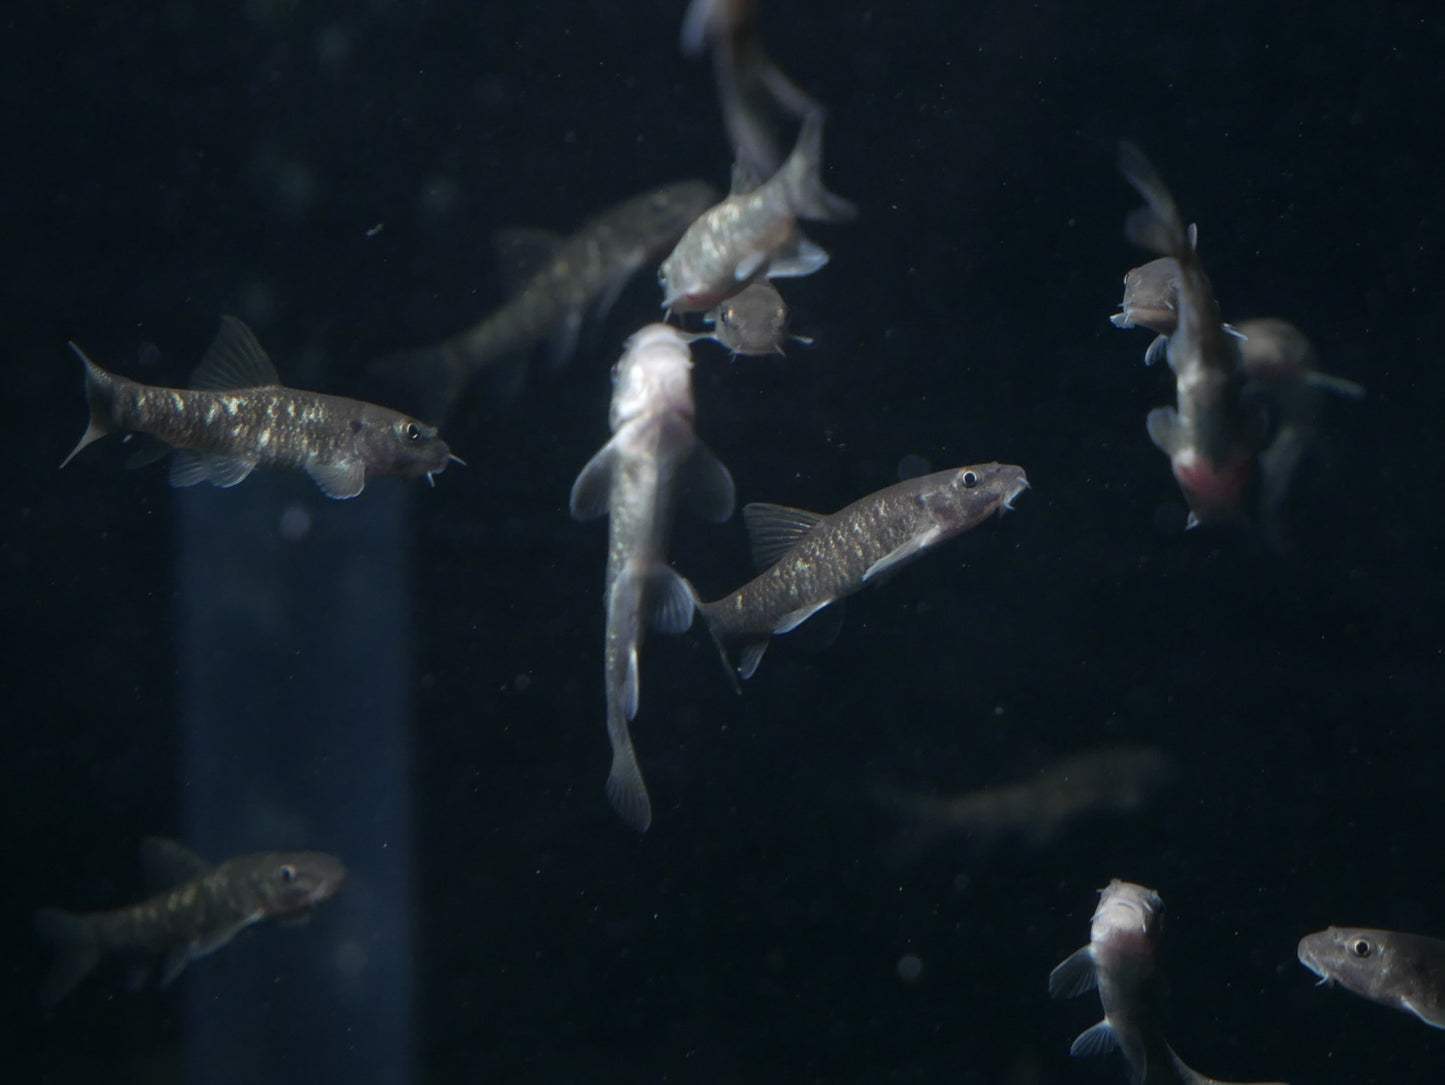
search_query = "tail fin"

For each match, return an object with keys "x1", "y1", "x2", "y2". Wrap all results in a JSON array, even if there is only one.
[
  {"x1": 34, "y1": 908, "x2": 101, "y2": 1006},
  {"x1": 59, "y1": 345, "x2": 117, "y2": 470},
  {"x1": 783, "y1": 111, "x2": 858, "y2": 224},
  {"x1": 605, "y1": 708, "x2": 653, "y2": 833},
  {"x1": 1167, "y1": 1044, "x2": 1287, "y2": 1085},
  {"x1": 1118, "y1": 141, "x2": 1189, "y2": 258}
]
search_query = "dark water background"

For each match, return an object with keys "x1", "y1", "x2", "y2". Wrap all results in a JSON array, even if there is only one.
[{"x1": 5, "y1": 1, "x2": 1444, "y2": 1082}]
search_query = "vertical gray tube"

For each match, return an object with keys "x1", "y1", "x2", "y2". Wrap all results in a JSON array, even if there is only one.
[{"x1": 175, "y1": 476, "x2": 412, "y2": 1085}]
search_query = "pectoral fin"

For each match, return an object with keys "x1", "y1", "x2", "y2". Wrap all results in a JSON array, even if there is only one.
[
  {"x1": 1047, "y1": 945, "x2": 1099, "y2": 1000},
  {"x1": 765, "y1": 236, "x2": 829, "y2": 280},
  {"x1": 862, "y1": 524, "x2": 943, "y2": 583},
  {"x1": 1145, "y1": 406, "x2": 1187, "y2": 457},
  {"x1": 569, "y1": 439, "x2": 619, "y2": 521},
  {"x1": 304, "y1": 457, "x2": 366, "y2": 500}
]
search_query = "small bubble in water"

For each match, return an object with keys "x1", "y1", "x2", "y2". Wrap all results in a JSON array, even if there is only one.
[
  {"x1": 279, "y1": 504, "x2": 312, "y2": 541},
  {"x1": 514, "y1": 674, "x2": 532, "y2": 692},
  {"x1": 897, "y1": 453, "x2": 930, "y2": 480},
  {"x1": 897, "y1": 953, "x2": 923, "y2": 983}
]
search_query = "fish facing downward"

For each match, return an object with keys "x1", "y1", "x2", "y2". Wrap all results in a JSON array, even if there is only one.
[
  {"x1": 659, "y1": 110, "x2": 856, "y2": 313},
  {"x1": 1298, "y1": 926, "x2": 1445, "y2": 1029},
  {"x1": 692, "y1": 463, "x2": 1026, "y2": 682},
  {"x1": 63, "y1": 316, "x2": 455, "y2": 499},
  {"x1": 694, "y1": 279, "x2": 813, "y2": 357},
  {"x1": 1050, "y1": 879, "x2": 1285, "y2": 1085},
  {"x1": 34, "y1": 837, "x2": 346, "y2": 1006},
  {"x1": 1117, "y1": 142, "x2": 1264, "y2": 527},
  {"x1": 570, "y1": 324, "x2": 735, "y2": 831}
]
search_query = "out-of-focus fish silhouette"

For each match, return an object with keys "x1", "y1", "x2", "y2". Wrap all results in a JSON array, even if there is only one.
[
  {"x1": 367, "y1": 180, "x2": 718, "y2": 423},
  {"x1": 35, "y1": 838, "x2": 346, "y2": 1006},
  {"x1": 875, "y1": 746, "x2": 1173, "y2": 862}
]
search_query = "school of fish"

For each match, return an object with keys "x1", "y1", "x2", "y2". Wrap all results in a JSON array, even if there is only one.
[{"x1": 41, "y1": 5, "x2": 1398, "y2": 1084}]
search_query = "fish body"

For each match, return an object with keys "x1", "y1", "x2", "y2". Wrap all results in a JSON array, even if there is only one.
[
  {"x1": 570, "y1": 324, "x2": 735, "y2": 830},
  {"x1": 34, "y1": 838, "x2": 346, "y2": 1005},
  {"x1": 681, "y1": 0, "x2": 821, "y2": 178},
  {"x1": 879, "y1": 746, "x2": 1172, "y2": 859},
  {"x1": 1298, "y1": 926, "x2": 1445, "y2": 1028},
  {"x1": 659, "y1": 111, "x2": 855, "y2": 313},
  {"x1": 695, "y1": 279, "x2": 809, "y2": 356},
  {"x1": 694, "y1": 463, "x2": 1026, "y2": 680},
  {"x1": 63, "y1": 316, "x2": 453, "y2": 499},
  {"x1": 370, "y1": 180, "x2": 718, "y2": 420},
  {"x1": 1117, "y1": 143, "x2": 1262, "y2": 526},
  {"x1": 1051, "y1": 879, "x2": 1285, "y2": 1085}
]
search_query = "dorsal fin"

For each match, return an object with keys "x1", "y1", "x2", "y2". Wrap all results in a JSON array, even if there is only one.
[
  {"x1": 190, "y1": 316, "x2": 280, "y2": 390},
  {"x1": 742, "y1": 502, "x2": 825, "y2": 570},
  {"x1": 138, "y1": 837, "x2": 211, "y2": 892}
]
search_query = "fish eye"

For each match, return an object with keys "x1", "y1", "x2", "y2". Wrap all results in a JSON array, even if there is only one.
[
  {"x1": 962, "y1": 470, "x2": 979, "y2": 488},
  {"x1": 1351, "y1": 939, "x2": 1373, "y2": 957},
  {"x1": 278, "y1": 864, "x2": 297, "y2": 883},
  {"x1": 404, "y1": 422, "x2": 421, "y2": 441}
]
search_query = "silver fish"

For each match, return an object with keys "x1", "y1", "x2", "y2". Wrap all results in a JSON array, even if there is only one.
[
  {"x1": 1299, "y1": 926, "x2": 1445, "y2": 1029},
  {"x1": 695, "y1": 279, "x2": 811, "y2": 356},
  {"x1": 570, "y1": 324, "x2": 735, "y2": 830},
  {"x1": 1050, "y1": 879, "x2": 1285, "y2": 1085},
  {"x1": 1118, "y1": 142, "x2": 1263, "y2": 527},
  {"x1": 369, "y1": 180, "x2": 718, "y2": 421},
  {"x1": 62, "y1": 316, "x2": 455, "y2": 499},
  {"x1": 659, "y1": 111, "x2": 855, "y2": 313},
  {"x1": 693, "y1": 463, "x2": 1026, "y2": 681},
  {"x1": 35, "y1": 837, "x2": 346, "y2": 1005}
]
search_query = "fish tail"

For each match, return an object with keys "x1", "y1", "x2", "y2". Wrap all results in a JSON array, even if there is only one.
[
  {"x1": 605, "y1": 703, "x2": 653, "y2": 833},
  {"x1": 691, "y1": 591, "x2": 743, "y2": 695},
  {"x1": 34, "y1": 907, "x2": 101, "y2": 1006},
  {"x1": 1165, "y1": 1043, "x2": 1286, "y2": 1085},
  {"x1": 785, "y1": 111, "x2": 858, "y2": 224},
  {"x1": 1118, "y1": 141, "x2": 1189, "y2": 258},
  {"x1": 59, "y1": 345, "x2": 118, "y2": 470}
]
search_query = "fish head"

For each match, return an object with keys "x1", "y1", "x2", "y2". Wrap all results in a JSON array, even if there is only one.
[
  {"x1": 247, "y1": 851, "x2": 348, "y2": 915},
  {"x1": 1112, "y1": 257, "x2": 1180, "y2": 334},
  {"x1": 657, "y1": 254, "x2": 726, "y2": 314},
  {"x1": 1297, "y1": 927, "x2": 1394, "y2": 992},
  {"x1": 1087, "y1": 879, "x2": 1164, "y2": 982},
  {"x1": 713, "y1": 281, "x2": 790, "y2": 355},
  {"x1": 1235, "y1": 318, "x2": 1318, "y2": 385},
  {"x1": 940, "y1": 463, "x2": 1029, "y2": 516},
  {"x1": 355, "y1": 409, "x2": 455, "y2": 481},
  {"x1": 609, "y1": 324, "x2": 696, "y2": 429}
]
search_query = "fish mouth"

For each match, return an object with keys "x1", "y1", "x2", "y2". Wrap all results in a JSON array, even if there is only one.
[
  {"x1": 1295, "y1": 942, "x2": 1332, "y2": 986},
  {"x1": 1001, "y1": 475, "x2": 1030, "y2": 513}
]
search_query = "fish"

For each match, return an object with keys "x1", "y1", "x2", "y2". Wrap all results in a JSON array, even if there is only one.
[
  {"x1": 368, "y1": 180, "x2": 719, "y2": 422},
  {"x1": 692, "y1": 463, "x2": 1026, "y2": 682},
  {"x1": 659, "y1": 110, "x2": 856, "y2": 314},
  {"x1": 62, "y1": 315, "x2": 455, "y2": 499},
  {"x1": 1298, "y1": 926, "x2": 1445, "y2": 1029},
  {"x1": 34, "y1": 837, "x2": 347, "y2": 1005},
  {"x1": 680, "y1": 0, "x2": 822, "y2": 178},
  {"x1": 694, "y1": 279, "x2": 812, "y2": 356},
  {"x1": 1050, "y1": 879, "x2": 1285, "y2": 1085},
  {"x1": 1233, "y1": 318, "x2": 1363, "y2": 542},
  {"x1": 876, "y1": 746, "x2": 1172, "y2": 861},
  {"x1": 570, "y1": 324, "x2": 735, "y2": 831},
  {"x1": 1117, "y1": 142, "x2": 1265, "y2": 527}
]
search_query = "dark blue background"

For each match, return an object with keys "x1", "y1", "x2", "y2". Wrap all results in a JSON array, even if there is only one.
[{"x1": 5, "y1": 1, "x2": 1442, "y2": 1082}]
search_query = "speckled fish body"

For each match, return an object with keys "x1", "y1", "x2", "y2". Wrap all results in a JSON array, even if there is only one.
[
  {"x1": 62, "y1": 316, "x2": 453, "y2": 498},
  {"x1": 34, "y1": 838, "x2": 346, "y2": 1005},
  {"x1": 695, "y1": 462, "x2": 1026, "y2": 680}
]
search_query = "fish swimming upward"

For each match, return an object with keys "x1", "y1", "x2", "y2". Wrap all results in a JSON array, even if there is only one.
[
  {"x1": 692, "y1": 463, "x2": 1026, "y2": 682},
  {"x1": 1050, "y1": 879, "x2": 1284, "y2": 1085},
  {"x1": 659, "y1": 110, "x2": 856, "y2": 313},
  {"x1": 570, "y1": 324, "x2": 735, "y2": 831},
  {"x1": 34, "y1": 837, "x2": 346, "y2": 1005},
  {"x1": 1298, "y1": 926, "x2": 1445, "y2": 1029},
  {"x1": 1117, "y1": 142, "x2": 1264, "y2": 527},
  {"x1": 62, "y1": 315, "x2": 455, "y2": 499},
  {"x1": 368, "y1": 180, "x2": 718, "y2": 422}
]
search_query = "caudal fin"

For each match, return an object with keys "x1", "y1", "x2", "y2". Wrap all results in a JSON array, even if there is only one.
[
  {"x1": 1167, "y1": 1043, "x2": 1287, "y2": 1085},
  {"x1": 784, "y1": 111, "x2": 858, "y2": 225},
  {"x1": 34, "y1": 907, "x2": 101, "y2": 1006},
  {"x1": 59, "y1": 345, "x2": 118, "y2": 470}
]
